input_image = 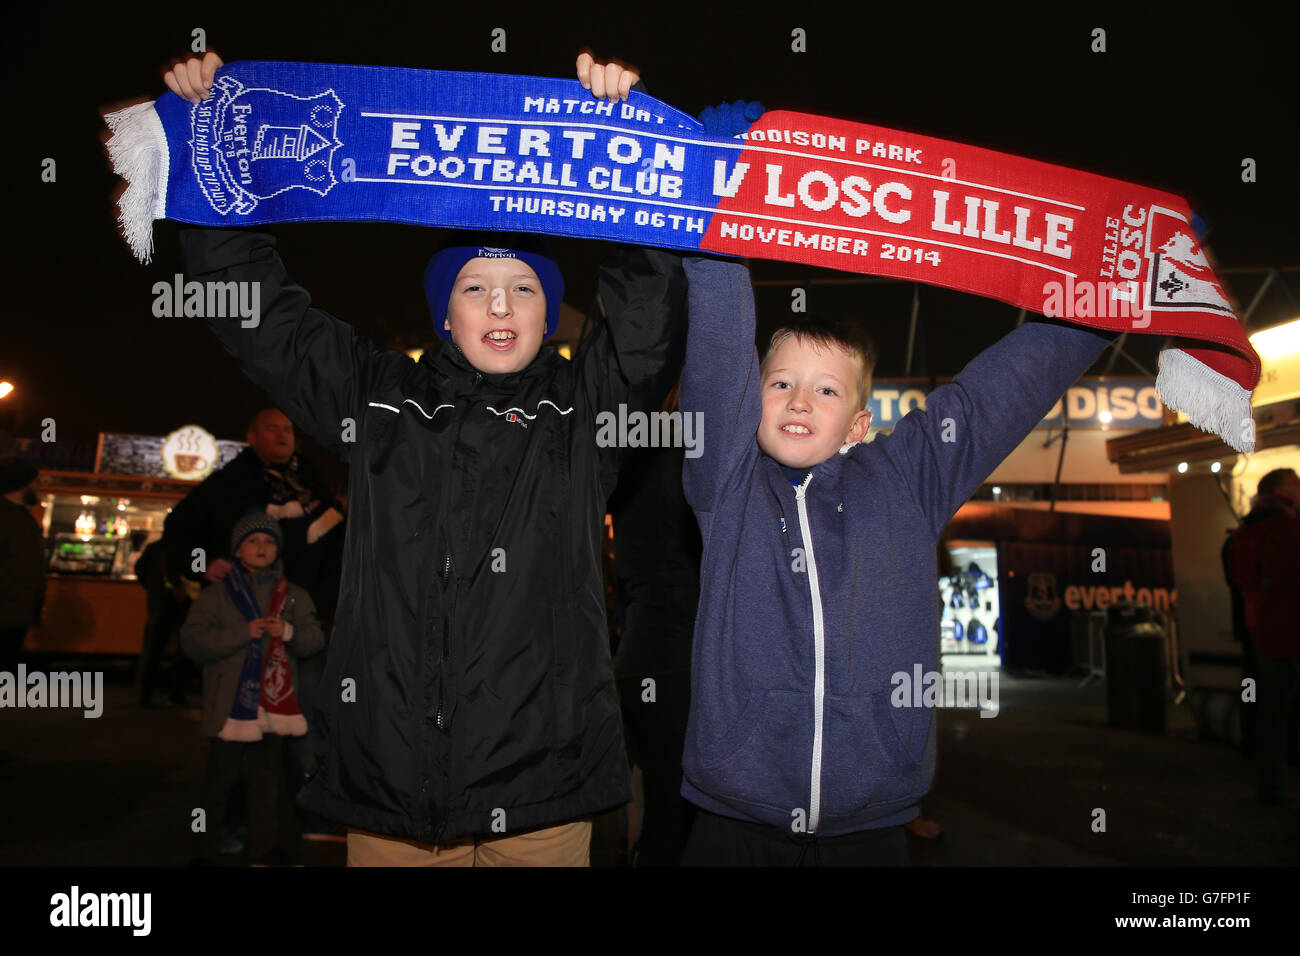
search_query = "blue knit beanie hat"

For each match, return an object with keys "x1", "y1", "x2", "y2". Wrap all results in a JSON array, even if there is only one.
[
  {"x1": 424, "y1": 232, "x2": 564, "y2": 340},
  {"x1": 230, "y1": 510, "x2": 284, "y2": 555}
]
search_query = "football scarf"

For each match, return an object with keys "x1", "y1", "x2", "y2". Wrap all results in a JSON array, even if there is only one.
[
  {"x1": 261, "y1": 454, "x2": 344, "y2": 545},
  {"x1": 104, "y1": 62, "x2": 1260, "y2": 451},
  {"x1": 219, "y1": 564, "x2": 307, "y2": 741}
]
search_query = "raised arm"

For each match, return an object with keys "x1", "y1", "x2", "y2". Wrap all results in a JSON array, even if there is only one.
[
  {"x1": 679, "y1": 256, "x2": 761, "y2": 515},
  {"x1": 877, "y1": 320, "x2": 1111, "y2": 536},
  {"x1": 571, "y1": 54, "x2": 690, "y2": 491},
  {"x1": 180, "y1": 227, "x2": 380, "y2": 458},
  {"x1": 163, "y1": 54, "x2": 380, "y2": 459},
  {"x1": 577, "y1": 245, "x2": 689, "y2": 491}
]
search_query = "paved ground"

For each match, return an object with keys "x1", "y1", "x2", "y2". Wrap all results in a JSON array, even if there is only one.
[
  {"x1": 912, "y1": 674, "x2": 1297, "y2": 866},
  {"x1": 0, "y1": 659, "x2": 1295, "y2": 866}
]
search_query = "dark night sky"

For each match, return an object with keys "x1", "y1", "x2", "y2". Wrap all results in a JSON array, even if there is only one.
[{"x1": 4, "y1": 3, "x2": 1298, "y2": 464}]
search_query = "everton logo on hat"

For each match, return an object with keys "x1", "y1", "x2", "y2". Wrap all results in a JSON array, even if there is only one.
[{"x1": 424, "y1": 232, "x2": 565, "y2": 340}]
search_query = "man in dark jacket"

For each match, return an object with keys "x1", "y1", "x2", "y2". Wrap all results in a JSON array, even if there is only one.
[
  {"x1": 1226, "y1": 468, "x2": 1300, "y2": 803},
  {"x1": 1222, "y1": 524, "x2": 1258, "y2": 756},
  {"x1": 134, "y1": 538, "x2": 195, "y2": 707},
  {"x1": 165, "y1": 51, "x2": 686, "y2": 865},
  {"x1": 163, "y1": 409, "x2": 344, "y2": 623},
  {"x1": 0, "y1": 456, "x2": 46, "y2": 672}
]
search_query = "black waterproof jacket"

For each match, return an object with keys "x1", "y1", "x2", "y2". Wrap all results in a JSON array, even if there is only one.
[{"x1": 181, "y1": 228, "x2": 686, "y2": 842}]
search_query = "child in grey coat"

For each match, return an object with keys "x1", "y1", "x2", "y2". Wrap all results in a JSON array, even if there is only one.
[{"x1": 182, "y1": 511, "x2": 324, "y2": 865}]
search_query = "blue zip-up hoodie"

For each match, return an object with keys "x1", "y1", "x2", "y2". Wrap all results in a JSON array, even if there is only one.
[{"x1": 679, "y1": 257, "x2": 1109, "y2": 836}]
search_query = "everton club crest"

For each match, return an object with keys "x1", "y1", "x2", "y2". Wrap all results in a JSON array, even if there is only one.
[
  {"x1": 189, "y1": 75, "x2": 344, "y2": 216},
  {"x1": 1024, "y1": 572, "x2": 1062, "y2": 623}
]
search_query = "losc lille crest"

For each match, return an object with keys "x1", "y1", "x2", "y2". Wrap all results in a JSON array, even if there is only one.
[
  {"x1": 1024, "y1": 572, "x2": 1061, "y2": 623},
  {"x1": 1142, "y1": 207, "x2": 1234, "y2": 316},
  {"x1": 190, "y1": 75, "x2": 344, "y2": 216}
]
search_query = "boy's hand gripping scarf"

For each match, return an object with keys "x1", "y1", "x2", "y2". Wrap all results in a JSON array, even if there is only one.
[
  {"x1": 105, "y1": 62, "x2": 1260, "y2": 451},
  {"x1": 219, "y1": 563, "x2": 307, "y2": 741}
]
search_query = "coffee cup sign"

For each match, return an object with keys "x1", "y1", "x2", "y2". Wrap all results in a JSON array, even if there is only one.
[{"x1": 162, "y1": 426, "x2": 219, "y2": 481}]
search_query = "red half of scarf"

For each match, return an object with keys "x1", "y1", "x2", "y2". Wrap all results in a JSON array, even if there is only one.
[{"x1": 700, "y1": 111, "x2": 1260, "y2": 452}]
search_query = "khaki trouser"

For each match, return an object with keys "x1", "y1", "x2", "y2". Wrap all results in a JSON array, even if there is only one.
[{"x1": 347, "y1": 819, "x2": 592, "y2": 867}]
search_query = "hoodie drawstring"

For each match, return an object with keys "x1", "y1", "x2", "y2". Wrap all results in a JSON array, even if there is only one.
[{"x1": 794, "y1": 832, "x2": 822, "y2": 867}]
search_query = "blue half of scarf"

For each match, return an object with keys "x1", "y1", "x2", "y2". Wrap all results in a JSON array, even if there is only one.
[
  {"x1": 101, "y1": 62, "x2": 1261, "y2": 457},
  {"x1": 223, "y1": 563, "x2": 265, "y2": 722},
  {"x1": 120, "y1": 62, "x2": 747, "y2": 256}
]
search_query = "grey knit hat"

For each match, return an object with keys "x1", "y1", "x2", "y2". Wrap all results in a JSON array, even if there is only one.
[{"x1": 230, "y1": 510, "x2": 284, "y2": 555}]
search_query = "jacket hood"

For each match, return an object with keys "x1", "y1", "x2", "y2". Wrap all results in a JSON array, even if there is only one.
[
  {"x1": 422, "y1": 340, "x2": 562, "y2": 397},
  {"x1": 759, "y1": 442, "x2": 861, "y2": 519}
]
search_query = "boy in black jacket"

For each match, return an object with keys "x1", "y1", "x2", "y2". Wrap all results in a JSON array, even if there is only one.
[{"x1": 165, "y1": 51, "x2": 686, "y2": 866}]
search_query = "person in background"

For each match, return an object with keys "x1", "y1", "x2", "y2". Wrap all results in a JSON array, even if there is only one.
[
  {"x1": 135, "y1": 538, "x2": 195, "y2": 707},
  {"x1": 163, "y1": 409, "x2": 344, "y2": 615},
  {"x1": 1222, "y1": 518, "x2": 1258, "y2": 758},
  {"x1": 181, "y1": 512, "x2": 325, "y2": 865},
  {"x1": 163, "y1": 407, "x2": 345, "y2": 835},
  {"x1": 904, "y1": 540, "x2": 955, "y2": 842},
  {"x1": 608, "y1": 386, "x2": 700, "y2": 865},
  {"x1": 0, "y1": 456, "x2": 46, "y2": 674},
  {"x1": 1226, "y1": 468, "x2": 1300, "y2": 804}
]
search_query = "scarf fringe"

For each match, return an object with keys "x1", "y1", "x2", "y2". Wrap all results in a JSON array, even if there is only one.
[
  {"x1": 104, "y1": 102, "x2": 168, "y2": 264},
  {"x1": 264, "y1": 712, "x2": 309, "y2": 737},
  {"x1": 215, "y1": 707, "x2": 307, "y2": 741},
  {"x1": 307, "y1": 507, "x2": 344, "y2": 545},
  {"x1": 1156, "y1": 348, "x2": 1255, "y2": 454},
  {"x1": 217, "y1": 717, "x2": 263, "y2": 742}
]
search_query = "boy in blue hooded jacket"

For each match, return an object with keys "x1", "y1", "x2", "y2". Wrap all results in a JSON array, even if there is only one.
[{"x1": 677, "y1": 255, "x2": 1110, "y2": 865}]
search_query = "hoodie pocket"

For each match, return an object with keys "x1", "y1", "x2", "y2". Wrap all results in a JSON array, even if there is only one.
[
  {"x1": 817, "y1": 691, "x2": 927, "y2": 821},
  {"x1": 696, "y1": 689, "x2": 812, "y2": 816}
]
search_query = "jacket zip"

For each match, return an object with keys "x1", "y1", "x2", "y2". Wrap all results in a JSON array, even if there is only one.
[
  {"x1": 428, "y1": 390, "x2": 468, "y2": 842},
  {"x1": 429, "y1": 548, "x2": 455, "y2": 843},
  {"x1": 794, "y1": 474, "x2": 826, "y2": 834},
  {"x1": 436, "y1": 551, "x2": 452, "y2": 731}
]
